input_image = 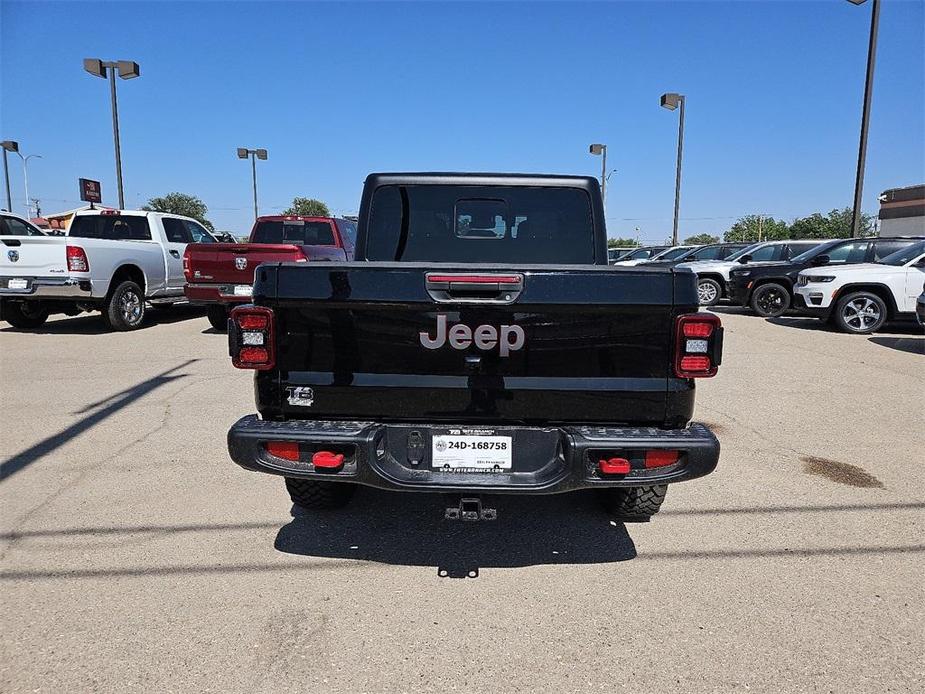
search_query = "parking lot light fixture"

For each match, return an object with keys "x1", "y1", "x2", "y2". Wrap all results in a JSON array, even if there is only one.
[
  {"x1": 1, "y1": 140, "x2": 18, "y2": 212},
  {"x1": 846, "y1": 0, "x2": 881, "y2": 238},
  {"x1": 589, "y1": 144, "x2": 607, "y2": 217},
  {"x1": 15, "y1": 151, "x2": 42, "y2": 219},
  {"x1": 660, "y1": 92, "x2": 685, "y2": 245},
  {"x1": 83, "y1": 58, "x2": 141, "y2": 209},
  {"x1": 238, "y1": 148, "x2": 268, "y2": 220}
]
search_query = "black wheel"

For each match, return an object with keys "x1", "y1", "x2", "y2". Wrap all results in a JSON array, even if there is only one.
[
  {"x1": 750, "y1": 282, "x2": 791, "y2": 317},
  {"x1": 833, "y1": 291, "x2": 887, "y2": 334},
  {"x1": 104, "y1": 280, "x2": 146, "y2": 331},
  {"x1": 2, "y1": 301, "x2": 49, "y2": 329},
  {"x1": 285, "y1": 478, "x2": 356, "y2": 510},
  {"x1": 206, "y1": 304, "x2": 228, "y2": 332},
  {"x1": 697, "y1": 278, "x2": 722, "y2": 306},
  {"x1": 598, "y1": 485, "x2": 668, "y2": 519}
]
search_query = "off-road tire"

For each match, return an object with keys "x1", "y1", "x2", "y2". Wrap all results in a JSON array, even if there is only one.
[
  {"x1": 2, "y1": 301, "x2": 49, "y2": 329},
  {"x1": 750, "y1": 282, "x2": 791, "y2": 318},
  {"x1": 285, "y1": 478, "x2": 356, "y2": 511},
  {"x1": 206, "y1": 304, "x2": 228, "y2": 332},
  {"x1": 697, "y1": 278, "x2": 722, "y2": 306},
  {"x1": 599, "y1": 485, "x2": 668, "y2": 519},
  {"x1": 833, "y1": 291, "x2": 887, "y2": 334},
  {"x1": 104, "y1": 280, "x2": 146, "y2": 331}
]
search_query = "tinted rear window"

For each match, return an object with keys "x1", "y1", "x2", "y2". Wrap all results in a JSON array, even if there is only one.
[
  {"x1": 251, "y1": 220, "x2": 335, "y2": 245},
  {"x1": 69, "y1": 215, "x2": 151, "y2": 241},
  {"x1": 365, "y1": 185, "x2": 595, "y2": 263}
]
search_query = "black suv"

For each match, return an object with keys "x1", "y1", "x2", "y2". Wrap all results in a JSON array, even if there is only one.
[{"x1": 728, "y1": 237, "x2": 924, "y2": 317}]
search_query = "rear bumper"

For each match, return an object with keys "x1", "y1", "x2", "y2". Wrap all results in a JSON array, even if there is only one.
[
  {"x1": 184, "y1": 282, "x2": 253, "y2": 305},
  {"x1": 227, "y1": 416, "x2": 720, "y2": 494},
  {"x1": 0, "y1": 276, "x2": 91, "y2": 299}
]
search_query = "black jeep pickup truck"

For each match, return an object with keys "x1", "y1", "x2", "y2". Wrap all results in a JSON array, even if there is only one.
[{"x1": 226, "y1": 173, "x2": 722, "y2": 520}]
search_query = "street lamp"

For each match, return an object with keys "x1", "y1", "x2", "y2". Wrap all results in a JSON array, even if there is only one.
[
  {"x1": 660, "y1": 92, "x2": 685, "y2": 245},
  {"x1": 237, "y1": 147, "x2": 268, "y2": 220},
  {"x1": 589, "y1": 143, "x2": 607, "y2": 216},
  {"x1": 83, "y1": 58, "x2": 140, "y2": 209},
  {"x1": 1, "y1": 140, "x2": 17, "y2": 212},
  {"x1": 846, "y1": 0, "x2": 881, "y2": 238},
  {"x1": 15, "y1": 151, "x2": 42, "y2": 219}
]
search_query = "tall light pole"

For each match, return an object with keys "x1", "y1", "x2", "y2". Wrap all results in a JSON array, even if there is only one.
[
  {"x1": 847, "y1": 0, "x2": 881, "y2": 238},
  {"x1": 1, "y1": 140, "x2": 17, "y2": 212},
  {"x1": 660, "y1": 92, "x2": 686, "y2": 245},
  {"x1": 83, "y1": 59, "x2": 140, "y2": 209},
  {"x1": 237, "y1": 148, "x2": 268, "y2": 220},
  {"x1": 15, "y1": 152, "x2": 42, "y2": 219},
  {"x1": 589, "y1": 143, "x2": 607, "y2": 216}
]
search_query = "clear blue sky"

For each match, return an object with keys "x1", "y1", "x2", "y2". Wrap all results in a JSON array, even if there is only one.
[{"x1": 2, "y1": 1, "x2": 923, "y2": 240}]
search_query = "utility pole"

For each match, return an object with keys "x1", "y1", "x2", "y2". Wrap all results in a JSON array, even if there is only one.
[{"x1": 848, "y1": 0, "x2": 881, "y2": 238}]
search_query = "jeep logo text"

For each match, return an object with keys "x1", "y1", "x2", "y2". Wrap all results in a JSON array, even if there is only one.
[{"x1": 420, "y1": 314, "x2": 524, "y2": 357}]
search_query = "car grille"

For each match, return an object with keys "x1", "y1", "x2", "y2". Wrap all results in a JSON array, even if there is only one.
[{"x1": 797, "y1": 276, "x2": 808, "y2": 286}]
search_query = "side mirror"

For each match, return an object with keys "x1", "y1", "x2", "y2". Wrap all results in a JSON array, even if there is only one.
[
  {"x1": 738, "y1": 254, "x2": 752, "y2": 264},
  {"x1": 810, "y1": 254, "x2": 830, "y2": 267}
]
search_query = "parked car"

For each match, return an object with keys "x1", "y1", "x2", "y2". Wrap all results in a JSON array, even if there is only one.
[
  {"x1": 794, "y1": 240, "x2": 925, "y2": 333},
  {"x1": 607, "y1": 247, "x2": 637, "y2": 263},
  {"x1": 610, "y1": 245, "x2": 669, "y2": 265},
  {"x1": 0, "y1": 209, "x2": 217, "y2": 330},
  {"x1": 677, "y1": 240, "x2": 822, "y2": 306},
  {"x1": 728, "y1": 237, "x2": 923, "y2": 317},
  {"x1": 640, "y1": 242, "x2": 750, "y2": 268},
  {"x1": 225, "y1": 172, "x2": 723, "y2": 521},
  {"x1": 184, "y1": 215, "x2": 357, "y2": 331}
]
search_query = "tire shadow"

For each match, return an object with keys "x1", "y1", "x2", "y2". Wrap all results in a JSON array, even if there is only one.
[
  {"x1": 275, "y1": 487, "x2": 637, "y2": 577},
  {"x1": 0, "y1": 305, "x2": 206, "y2": 335},
  {"x1": 868, "y1": 336, "x2": 925, "y2": 355}
]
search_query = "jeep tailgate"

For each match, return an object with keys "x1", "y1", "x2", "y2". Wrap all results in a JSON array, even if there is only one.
[{"x1": 254, "y1": 263, "x2": 697, "y2": 426}]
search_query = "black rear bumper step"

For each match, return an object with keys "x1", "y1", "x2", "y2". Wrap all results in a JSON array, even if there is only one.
[{"x1": 227, "y1": 416, "x2": 720, "y2": 494}]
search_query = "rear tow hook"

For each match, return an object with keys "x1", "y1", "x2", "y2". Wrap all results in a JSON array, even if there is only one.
[{"x1": 445, "y1": 496, "x2": 497, "y2": 521}]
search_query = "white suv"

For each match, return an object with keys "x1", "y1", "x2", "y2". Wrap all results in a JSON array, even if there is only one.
[{"x1": 795, "y1": 240, "x2": 925, "y2": 333}]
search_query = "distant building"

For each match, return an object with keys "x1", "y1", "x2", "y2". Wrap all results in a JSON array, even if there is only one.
[
  {"x1": 43, "y1": 204, "x2": 115, "y2": 231},
  {"x1": 878, "y1": 185, "x2": 924, "y2": 236}
]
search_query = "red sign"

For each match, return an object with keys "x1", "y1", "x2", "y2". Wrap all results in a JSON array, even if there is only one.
[{"x1": 79, "y1": 178, "x2": 101, "y2": 204}]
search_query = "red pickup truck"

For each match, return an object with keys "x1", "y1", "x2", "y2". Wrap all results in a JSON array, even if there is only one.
[{"x1": 184, "y1": 215, "x2": 356, "y2": 330}]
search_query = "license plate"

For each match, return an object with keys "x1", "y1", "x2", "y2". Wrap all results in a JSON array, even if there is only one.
[
  {"x1": 432, "y1": 432, "x2": 512, "y2": 471},
  {"x1": 233, "y1": 284, "x2": 253, "y2": 296},
  {"x1": 8, "y1": 278, "x2": 28, "y2": 290}
]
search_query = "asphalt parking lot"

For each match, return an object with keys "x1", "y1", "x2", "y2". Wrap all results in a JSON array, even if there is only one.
[{"x1": 1, "y1": 308, "x2": 923, "y2": 693}]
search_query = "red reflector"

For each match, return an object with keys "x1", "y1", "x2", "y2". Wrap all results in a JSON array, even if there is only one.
[
  {"x1": 428, "y1": 275, "x2": 521, "y2": 284},
  {"x1": 266, "y1": 441, "x2": 299, "y2": 461},
  {"x1": 645, "y1": 450, "x2": 680, "y2": 469},
  {"x1": 599, "y1": 457, "x2": 631, "y2": 475},
  {"x1": 239, "y1": 346, "x2": 269, "y2": 364},
  {"x1": 680, "y1": 355, "x2": 711, "y2": 372},
  {"x1": 312, "y1": 451, "x2": 345, "y2": 469},
  {"x1": 237, "y1": 314, "x2": 268, "y2": 330},
  {"x1": 683, "y1": 321, "x2": 714, "y2": 338}
]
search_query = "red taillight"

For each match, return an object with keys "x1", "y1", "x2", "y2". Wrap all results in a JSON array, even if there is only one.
[
  {"x1": 66, "y1": 245, "x2": 90, "y2": 272},
  {"x1": 599, "y1": 457, "x2": 631, "y2": 475},
  {"x1": 675, "y1": 313, "x2": 722, "y2": 378},
  {"x1": 645, "y1": 449, "x2": 680, "y2": 469},
  {"x1": 230, "y1": 306, "x2": 275, "y2": 370},
  {"x1": 427, "y1": 274, "x2": 522, "y2": 284},
  {"x1": 266, "y1": 441, "x2": 300, "y2": 461},
  {"x1": 182, "y1": 247, "x2": 192, "y2": 281}
]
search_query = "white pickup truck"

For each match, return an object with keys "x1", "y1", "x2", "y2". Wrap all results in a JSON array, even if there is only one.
[
  {"x1": 794, "y1": 239, "x2": 925, "y2": 333},
  {"x1": 0, "y1": 209, "x2": 217, "y2": 330}
]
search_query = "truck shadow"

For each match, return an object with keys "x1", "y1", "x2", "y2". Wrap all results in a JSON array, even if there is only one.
[
  {"x1": 0, "y1": 305, "x2": 206, "y2": 335},
  {"x1": 275, "y1": 487, "x2": 637, "y2": 577}
]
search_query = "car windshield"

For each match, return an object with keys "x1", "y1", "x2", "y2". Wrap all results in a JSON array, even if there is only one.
[
  {"x1": 655, "y1": 246, "x2": 694, "y2": 260},
  {"x1": 725, "y1": 242, "x2": 764, "y2": 261},
  {"x1": 689, "y1": 245, "x2": 730, "y2": 261},
  {"x1": 624, "y1": 247, "x2": 661, "y2": 260},
  {"x1": 790, "y1": 239, "x2": 842, "y2": 264},
  {"x1": 876, "y1": 240, "x2": 925, "y2": 266}
]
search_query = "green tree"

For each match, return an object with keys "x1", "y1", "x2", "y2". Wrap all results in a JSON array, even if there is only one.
[
  {"x1": 724, "y1": 215, "x2": 789, "y2": 242},
  {"x1": 789, "y1": 208, "x2": 875, "y2": 239},
  {"x1": 683, "y1": 233, "x2": 720, "y2": 245},
  {"x1": 283, "y1": 197, "x2": 330, "y2": 216},
  {"x1": 143, "y1": 192, "x2": 214, "y2": 231},
  {"x1": 607, "y1": 237, "x2": 641, "y2": 248}
]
